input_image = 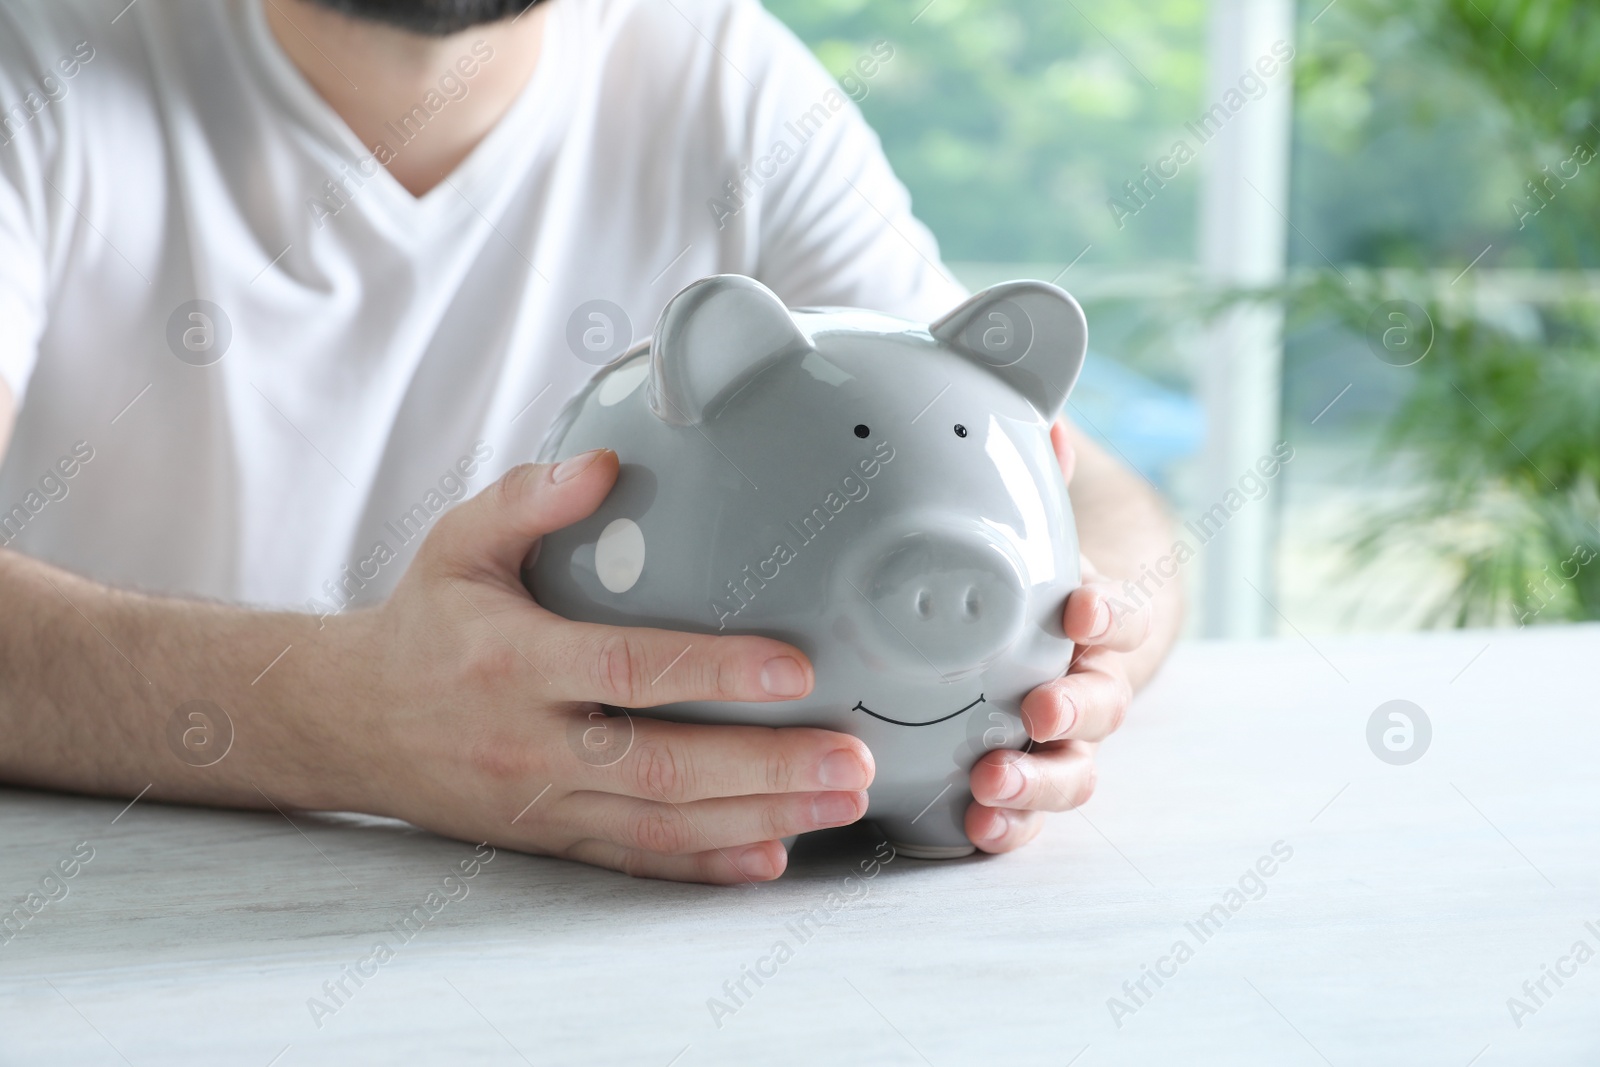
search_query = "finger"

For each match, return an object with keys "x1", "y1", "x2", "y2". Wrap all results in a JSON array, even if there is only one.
[
  {"x1": 1019, "y1": 647, "x2": 1132, "y2": 742},
  {"x1": 562, "y1": 837, "x2": 789, "y2": 885},
  {"x1": 544, "y1": 622, "x2": 816, "y2": 706},
  {"x1": 1050, "y1": 419, "x2": 1077, "y2": 485},
  {"x1": 969, "y1": 741, "x2": 1098, "y2": 812},
  {"x1": 1063, "y1": 582, "x2": 1152, "y2": 653},
  {"x1": 577, "y1": 717, "x2": 875, "y2": 803},
  {"x1": 427, "y1": 450, "x2": 620, "y2": 581},
  {"x1": 964, "y1": 805, "x2": 1045, "y2": 854},
  {"x1": 562, "y1": 789, "x2": 868, "y2": 855}
]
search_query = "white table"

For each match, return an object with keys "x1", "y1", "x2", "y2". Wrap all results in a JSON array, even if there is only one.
[{"x1": 3, "y1": 625, "x2": 1597, "y2": 1066}]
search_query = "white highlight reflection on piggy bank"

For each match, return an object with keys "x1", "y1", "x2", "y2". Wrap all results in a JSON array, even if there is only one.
[{"x1": 531, "y1": 275, "x2": 1087, "y2": 858}]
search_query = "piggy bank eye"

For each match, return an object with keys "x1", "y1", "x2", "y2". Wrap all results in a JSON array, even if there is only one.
[
  {"x1": 954, "y1": 424, "x2": 968, "y2": 438},
  {"x1": 854, "y1": 424, "x2": 870, "y2": 439}
]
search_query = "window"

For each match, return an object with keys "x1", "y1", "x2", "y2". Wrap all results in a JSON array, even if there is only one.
[{"x1": 770, "y1": 0, "x2": 1600, "y2": 634}]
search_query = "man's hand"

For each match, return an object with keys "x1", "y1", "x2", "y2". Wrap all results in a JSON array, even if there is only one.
[
  {"x1": 963, "y1": 420, "x2": 1177, "y2": 853},
  {"x1": 332, "y1": 450, "x2": 875, "y2": 884},
  {"x1": 964, "y1": 553, "x2": 1150, "y2": 851}
]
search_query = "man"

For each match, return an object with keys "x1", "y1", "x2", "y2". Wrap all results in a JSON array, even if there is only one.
[{"x1": 0, "y1": 0, "x2": 1180, "y2": 883}]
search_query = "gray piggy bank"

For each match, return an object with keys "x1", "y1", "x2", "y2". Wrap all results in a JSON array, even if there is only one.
[{"x1": 531, "y1": 275, "x2": 1087, "y2": 858}]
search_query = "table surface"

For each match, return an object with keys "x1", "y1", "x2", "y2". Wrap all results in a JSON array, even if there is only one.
[{"x1": 2, "y1": 624, "x2": 1597, "y2": 1066}]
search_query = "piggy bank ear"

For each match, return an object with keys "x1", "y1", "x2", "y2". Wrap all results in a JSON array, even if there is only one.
[
  {"x1": 930, "y1": 281, "x2": 1087, "y2": 420},
  {"x1": 649, "y1": 275, "x2": 813, "y2": 425}
]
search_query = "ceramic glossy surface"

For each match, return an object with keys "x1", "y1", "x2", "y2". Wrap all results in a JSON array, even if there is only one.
[{"x1": 530, "y1": 275, "x2": 1087, "y2": 856}]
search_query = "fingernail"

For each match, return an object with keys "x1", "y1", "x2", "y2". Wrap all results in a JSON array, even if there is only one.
[
  {"x1": 1088, "y1": 598, "x2": 1112, "y2": 639},
  {"x1": 811, "y1": 792, "x2": 865, "y2": 827},
  {"x1": 818, "y1": 749, "x2": 869, "y2": 789},
  {"x1": 760, "y1": 656, "x2": 808, "y2": 697},
  {"x1": 736, "y1": 846, "x2": 776, "y2": 879},
  {"x1": 1058, "y1": 691, "x2": 1080, "y2": 738},
  {"x1": 975, "y1": 810, "x2": 1010, "y2": 843},
  {"x1": 996, "y1": 763, "x2": 1026, "y2": 803},
  {"x1": 552, "y1": 449, "x2": 606, "y2": 483}
]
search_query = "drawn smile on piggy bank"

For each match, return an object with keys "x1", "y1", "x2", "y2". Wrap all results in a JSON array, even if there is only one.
[
  {"x1": 851, "y1": 693, "x2": 986, "y2": 728},
  {"x1": 531, "y1": 273, "x2": 1087, "y2": 858}
]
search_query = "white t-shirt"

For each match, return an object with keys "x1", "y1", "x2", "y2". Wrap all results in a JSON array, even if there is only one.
[{"x1": 0, "y1": 0, "x2": 963, "y2": 612}]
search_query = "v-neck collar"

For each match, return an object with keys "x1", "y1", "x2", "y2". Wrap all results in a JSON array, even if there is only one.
[{"x1": 235, "y1": 0, "x2": 576, "y2": 233}]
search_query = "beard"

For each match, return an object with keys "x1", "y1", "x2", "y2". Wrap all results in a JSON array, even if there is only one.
[{"x1": 305, "y1": 0, "x2": 544, "y2": 36}]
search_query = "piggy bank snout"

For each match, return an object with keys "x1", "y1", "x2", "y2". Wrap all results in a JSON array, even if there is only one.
[{"x1": 854, "y1": 530, "x2": 1028, "y2": 680}]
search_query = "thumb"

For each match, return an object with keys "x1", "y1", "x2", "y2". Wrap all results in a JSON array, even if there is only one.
[{"x1": 425, "y1": 449, "x2": 618, "y2": 581}]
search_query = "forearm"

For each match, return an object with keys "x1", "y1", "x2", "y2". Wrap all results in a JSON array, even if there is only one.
[
  {"x1": 1063, "y1": 422, "x2": 1184, "y2": 690},
  {"x1": 0, "y1": 547, "x2": 372, "y2": 811}
]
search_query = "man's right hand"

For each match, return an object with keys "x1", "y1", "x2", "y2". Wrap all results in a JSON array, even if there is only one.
[{"x1": 328, "y1": 450, "x2": 874, "y2": 884}]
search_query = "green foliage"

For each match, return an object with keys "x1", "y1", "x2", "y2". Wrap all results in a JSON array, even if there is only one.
[
  {"x1": 764, "y1": 0, "x2": 1209, "y2": 266},
  {"x1": 1285, "y1": 275, "x2": 1600, "y2": 625},
  {"x1": 1289, "y1": 0, "x2": 1600, "y2": 268},
  {"x1": 1282, "y1": 0, "x2": 1600, "y2": 624}
]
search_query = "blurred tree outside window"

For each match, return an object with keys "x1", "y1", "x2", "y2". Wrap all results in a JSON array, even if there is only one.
[{"x1": 1278, "y1": 0, "x2": 1600, "y2": 629}]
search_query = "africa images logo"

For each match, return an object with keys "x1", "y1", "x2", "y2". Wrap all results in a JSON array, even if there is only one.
[{"x1": 707, "y1": 41, "x2": 895, "y2": 231}]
